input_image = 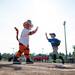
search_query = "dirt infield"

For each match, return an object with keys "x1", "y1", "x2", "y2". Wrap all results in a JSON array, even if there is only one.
[{"x1": 0, "y1": 61, "x2": 75, "y2": 75}]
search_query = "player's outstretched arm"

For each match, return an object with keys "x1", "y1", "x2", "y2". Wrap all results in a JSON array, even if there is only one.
[
  {"x1": 28, "y1": 27, "x2": 38, "y2": 35},
  {"x1": 45, "y1": 33, "x2": 48, "y2": 40}
]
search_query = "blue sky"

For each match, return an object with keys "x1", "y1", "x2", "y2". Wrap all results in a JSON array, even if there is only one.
[{"x1": 0, "y1": 0, "x2": 75, "y2": 54}]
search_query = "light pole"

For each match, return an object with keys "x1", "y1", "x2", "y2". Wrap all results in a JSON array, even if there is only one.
[{"x1": 63, "y1": 21, "x2": 68, "y2": 62}]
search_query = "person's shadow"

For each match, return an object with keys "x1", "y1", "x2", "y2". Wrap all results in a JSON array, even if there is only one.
[{"x1": 0, "y1": 63, "x2": 22, "y2": 70}]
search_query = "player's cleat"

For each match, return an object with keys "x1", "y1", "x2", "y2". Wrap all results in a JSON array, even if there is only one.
[
  {"x1": 26, "y1": 58, "x2": 34, "y2": 64},
  {"x1": 53, "y1": 60, "x2": 56, "y2": 63},
  {"x1": 59, "y1": 56, "x2": 64, "y2": 64},
  {"x1": 13, "y1": 56, "x2": 21, "y2": 64}
]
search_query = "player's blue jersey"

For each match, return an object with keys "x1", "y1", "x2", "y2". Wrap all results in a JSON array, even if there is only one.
[{"x1": 48, "y1": 38, "x2": 61, "y2": 46}]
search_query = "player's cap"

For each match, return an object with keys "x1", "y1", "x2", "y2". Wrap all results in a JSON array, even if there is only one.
[{"x1": 49, "y1": 33, "x2": 56, "y2": 37}]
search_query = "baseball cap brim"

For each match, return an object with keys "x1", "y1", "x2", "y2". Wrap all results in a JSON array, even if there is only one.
[{"x1": 49, "y1": 33, "x2": 56, "y2": 36}]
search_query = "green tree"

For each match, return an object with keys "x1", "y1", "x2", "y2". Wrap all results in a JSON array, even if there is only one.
[
  {"x1": 72, "y1": 45, "x2": 75, "y2": 58},
  {"x1": 2, "y1": 53, "x2": 12, "y2": 60},
  {"x1": 0, "y1": 53, "x2": 2, "y2": 60},
  {"x1": 68, "y1": 52, "x2": 72, "y2": 57}
]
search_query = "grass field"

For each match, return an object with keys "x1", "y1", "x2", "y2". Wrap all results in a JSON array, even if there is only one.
[{"x1": 0, "y1": 61, "x2": 75, "y2": 75}]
